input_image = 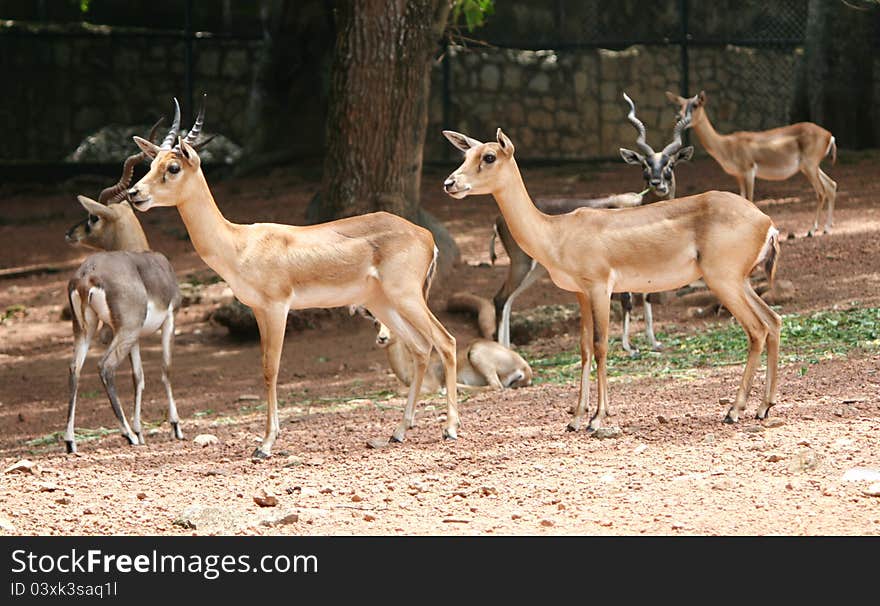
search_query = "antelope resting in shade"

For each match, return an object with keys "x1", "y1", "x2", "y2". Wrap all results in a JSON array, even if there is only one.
[
  {"x1": 64, "y1": 118, "x2": 189, "y2": 453},
  {"x1": 374, "y1": 320, "x2": 532, "y2": 394},
  {"x1": 491, "y1": 93, "x2": 693, "y2": 356},
  {"x1": 128, "y1": 97, "x2": 459, "y2": 457},
  {"x1": 444, "y1": 127, "x2": 782, "y2": 431},
  {"x1": 667, "y1": 90, "x2": 837, "y2": 236}
]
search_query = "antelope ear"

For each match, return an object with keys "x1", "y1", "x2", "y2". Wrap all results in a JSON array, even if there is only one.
[
  {"x1": 443, "y1": 130, "x2": 482, "y2": 153},
  {"x1": 696, "y1": 91, "x2": 707, "y2": 106},
  {"x1": 496, "y1": 128, "x2": 515, "y2": 156},
  {"x1": 133, "y1": 136, "x2": 160, "y2": 158},
  {"x1": 665, "y1": 91, "x2": 685, "y2": 106},
  {"x1": 675, "y1": 146, "x2": 694, "y2": 163},
  {"x1": 177, "y1": 137, "x2": 201, "y2": 167},
  {"x1": 76, "y1": 195, "x2": 114, "y2": 219},
  {"x1": 619, "y1": 148, "x2": 645, "y2": 165}
]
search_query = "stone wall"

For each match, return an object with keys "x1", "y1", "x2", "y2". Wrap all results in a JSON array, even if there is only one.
[
  {"x1": 426, "y1": 44, "x2": 802, "y2": 162},
  {"x1": 0, "y1": 22, "x2": 258, "y2": 162}
]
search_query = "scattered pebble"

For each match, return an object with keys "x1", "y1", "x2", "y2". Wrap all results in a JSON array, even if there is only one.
[
  {"x1": 363, "y1": 514, "x2": 376, "y2": 522},
  {"x1": 366, "y1": 438, "x2": 389, "y2": 449},
  {"x1": 864, "y1": 483, "x2": 880, "y2": 497},
  {"x1": 37, "y1": 482, "x2": 60, "y2": 492},
  {"x1": 254, "y1": 489, "x2": 278, "y2": 508},
  {"x1": 237, "y1": 394, "x2": 261, "y2": 402},
  {"x1": 591, "y1": 426, "x2": 621, "y2": 440},
  {"x1": 656, "y1": 415, "x2": 668, "y2": 424},
  {"x1": 0, "y1": 517, "x2": 15, "y2": 532},
  {"x1": 766, "y1": 454, "x2": 784, "y2": 463},
  {"x1": 633, "y1": 444, "x2": 648, "y2": 455},
  {"x1": 136, "y1": 492, "x2": 147, "y2": 500},
  {"x1": 193, "y1": 434, "x2": 219, "y2": 447},
  {"x1": 4, "y1": 459, "x2": 40, "y2": 476},
  {"x1": 842, "y1": 468, "x2": 880, "y2": 483},
  {"x1": 702, "y1": 433, "x2": 715, "y2": 444},
  {"x1": 764, "y1": 418, "x2": 785, "y2": 428},
  {"x1": 540, "y1": 519, "x2": 554, "y2": 527}
]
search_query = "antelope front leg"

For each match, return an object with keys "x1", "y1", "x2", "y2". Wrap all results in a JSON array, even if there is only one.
[
  {"x1": 252, "y1": 306, "x2": 288, "y2": 459},
  {"x1": 567, "y1": 292, "x2": 594, "y2": 432},
  {"x1": 160, "y1": 312, "x2": 183, "y2": 440},
  {"x1": 587, "y1": 288, "x2": 612, "y2": 431}
]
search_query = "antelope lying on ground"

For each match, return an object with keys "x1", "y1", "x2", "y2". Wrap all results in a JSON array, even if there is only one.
[
  {"x1": 667, "y1": 90, "x2": 837, "y2": 236},
  {"x1": 64, "y1": 119, "x2": 190, "y2": 453},
  {"x1": 444, "y1": 128, "x2": 781, "y2": 430},
  {"x1": 128, "y1": 97, "x2": 459, "y2": 457},
  {"x1": 491, "y1": 93, "x2": 693, "y2": 356},
  {"x1": 374, "y1": 321, "x2": 531, "y2": 393}
]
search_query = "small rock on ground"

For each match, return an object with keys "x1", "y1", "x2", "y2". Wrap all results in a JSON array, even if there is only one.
[
  {"x1": 864, "y1": 483, "x2": 880, "y2": 497},
  {"x1": 366, "y1": 437, "x2": 389, "y2": 449},
  {"x1": 254, "y1": 489, "x2": 278, "y2": 507},
  {"x1": 842, "y1": 468, "x2": 880, "y2": 483},
  {"x1": 193, "y1": 434, "x2": 219, "y2": 447},
  {"x1": 4, "y1": 459, "x2": 40, "y2": 475},
  {"x1": 591, "y1": 426, "x2": 622, "y2": 440},
  {"x1": 0, "y1": 517, "x2": 14, "y2": 532}
]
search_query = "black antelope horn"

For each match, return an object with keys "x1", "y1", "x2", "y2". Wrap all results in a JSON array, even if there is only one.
[
  {"x1": 661, "y1": 110, "x2": 692, "y2": 157},
  {"x1": 98, "y1": 117, "x2": 166, "y2": 205},
  {"x1": 623, "y1": 92, "x2": 654, "y2": 156},
  {"x1": 182, "y1": 93, "x2": 207, "y2": 147},
  {"x1": 159, "y1": 98, "x2": 181, "y2": 150}
]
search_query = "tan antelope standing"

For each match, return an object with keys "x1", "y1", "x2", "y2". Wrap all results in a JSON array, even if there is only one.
[
  {"x1": 128, "y1": 98, "x2": 459, "y2": 458},
  {"x1": 491, "y1": 93, "x2": 693, "y2": 356},
  {"x1": 667, "y1": 90, "x2": 837, "y2": 236},
  {"x1": 373, "y1": 320, "x2": 531, "y2": 394},
  {"x1": 443, "y1": 128, "x2": 782, "y2": 430},
  {"x1": 64, "y1": 119, "x2": 189, "y2": 453}
]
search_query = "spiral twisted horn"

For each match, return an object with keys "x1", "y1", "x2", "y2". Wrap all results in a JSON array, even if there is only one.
[
  {"x1": 623, "y1": 92, "x2": 654, "y2": 156},
  {"x1": 159, "y1": 98, "x2": 181, "y2": 150},
  {"x1": 97, "y1": 117, "x2": 165, "y2": 205},
  {"x1": 661, "y1": 109, "x2": 693, "y2": 157},
  {"x1": 182, "y1": 93, "x2": 206, "y2": 147}
]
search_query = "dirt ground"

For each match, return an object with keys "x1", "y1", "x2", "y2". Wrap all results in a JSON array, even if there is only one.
[{"x1": 1, "y1": 153, "x2": 879, "y2": 536}]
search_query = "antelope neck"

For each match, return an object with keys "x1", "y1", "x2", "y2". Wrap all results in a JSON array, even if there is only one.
[
  {"x1": 691, "y1": 111, "x2": 725, "y2": 155},
  {"x1": 491, "y1": 161, "x2": 554, "y2": 263},
  {"x1": 174, "y1": 172, "x2": 239, "y2": 270}
]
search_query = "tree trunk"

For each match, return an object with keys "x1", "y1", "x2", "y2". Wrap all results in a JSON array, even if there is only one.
[
  {"x1": 240, "y1": 0, "x2": 334, "y2": 171},
  {"x1": 316, "y1": 0, "x2": 451, "y2": 222}
]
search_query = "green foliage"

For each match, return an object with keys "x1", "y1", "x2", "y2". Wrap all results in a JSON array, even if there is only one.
[
  {"x1": 527, "y1": 307, "x2": 880, "y2": 385},
  {"x1": 452, "y1": 0, "x2": 495, "y2": 31}
]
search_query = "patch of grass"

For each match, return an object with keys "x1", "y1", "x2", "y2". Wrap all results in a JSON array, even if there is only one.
[
  {"x1": 527, "y1": 307, "x2": 880, "y2": 385},
  {"x1": 24, "y1": 426, "x2": 117, "y2": 451}
]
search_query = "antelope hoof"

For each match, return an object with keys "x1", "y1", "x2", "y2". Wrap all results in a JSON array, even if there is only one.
[
  {"x1": 442, "y1": 427, "x2": 458, "y2": 440},
  {"x1": 566, "y1": 418, "x2": 581, "y2": 432},
  {"x1": 391, "y1": 430, "x2": 406, "y2": 443},
  {"x1": 136, "y1": 432, "x2": 146, "y2": 445},
  {"x1": 65, "y1": 441, "x2": 76, "y2": 454},
  {"x1": 171, "y1": 422, "x2": 184, "y2": 440},
  {"x1": 251, "y1": 448, "x2": 271, "y2": 460},
  {"x1": 124, "y1": 433, "x2": 139, "y2": 446},
  {"x1": 651, "y1": 342, "x2": 664, "y2": 352},
  {"x1": 722, "y1": 409, "x2": 738, "y2": 424},
  {"x1": 806, "y1": 230, "x2": 814, "y2": 238},
  {"x1": 625, "y1": 348, "x2": 639, "y2": 358},
  {"x1": 755, "y1": 403, "x2": 774, "y2": 420}
]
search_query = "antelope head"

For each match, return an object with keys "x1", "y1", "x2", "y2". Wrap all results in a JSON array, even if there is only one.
[
  {"x1": 374, "y1": 321, "x2": 396, "y2": 348},
  {"x1": 128, "y1": 95, "x2": 213, "y2": 212},
  {"x1": 65, "y1": 118, "x2": 164, "y2": 251},
  {"x1": 442, "y1": 128, "x2": 518, "y2": 198},
  {"x1": 619, "y1": 93, "x2": 693, "y2": 198},
  {"x1": 666, "y1": 89, "x2": 707, "y2": 127}
]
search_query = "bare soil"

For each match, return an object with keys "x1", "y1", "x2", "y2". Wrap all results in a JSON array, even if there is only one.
[{"x1": 1, "y1": 155, "x2": 879, "y2": 535}]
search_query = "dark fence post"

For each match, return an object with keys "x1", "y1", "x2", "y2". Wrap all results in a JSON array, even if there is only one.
[
  {"x1": 184, "y1": 0, "x2": 194, "y2": 122},
  {"x1": 679, "y1": 0, "x2": 690, "y2": 144},
  {"x1": 442, "y1": 39, "x2": 452, "y2": 161}
]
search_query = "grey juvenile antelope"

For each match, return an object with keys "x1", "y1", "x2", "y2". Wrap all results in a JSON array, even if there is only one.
[
  {"x1": 128, "y1": 98, "x2": 459, "y2": 457},
  {"x1": 667, "y1": 90, "x2": 837, "y2": 236},
  {"x1": 491, "y1": 93, "x2": 693, "y2": 356},
  {"x1": 444, "y1": 128, "x2": 782, "y2": 431},
  {"x1": 64, "y1": 119, "x2": 187, "y2": 453}
]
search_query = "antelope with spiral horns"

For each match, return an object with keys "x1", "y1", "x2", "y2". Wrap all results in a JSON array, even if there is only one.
[
  {"x1": 443, "y1": 127, "x2": 782, "y2": 431},
  {"x1": 491, "y1": 93, "x2": 693, "y2": 355},
  {"x1": 667, "y1": 90, "x2": 837, "y2": 236},
  {"x1": 128, "y1": 96, "x2": 459, "y2": 458}
]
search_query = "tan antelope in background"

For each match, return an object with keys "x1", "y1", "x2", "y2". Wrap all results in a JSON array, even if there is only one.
[
  {"x1": 128, "y1": 97, "x2": 459, "y2": 458},
  {"x1": 64, "y1": 119, "x2": 188, "y2": 453},
  {"x1": 443, "y1": 128, "x2": 782, "y2": 431},
  {"x1": 373, "y1": 319, "x2": 532, "y2": 394},
  {"x1": 491, "y1": 93, "x2": 693, "y2": 356},
  {"x1": 667, "y1": 90, "x2": 837, "y2": 236}
]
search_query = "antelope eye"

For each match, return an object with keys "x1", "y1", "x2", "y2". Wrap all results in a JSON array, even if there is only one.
[
  {"x1": 88, "y1": 214, "x2": 99, "y2": 224},
  {"x1": 483, "y1": 153, "x2": 496, "y2": 164},
  {"x1": 168, "y1": 163, "x2": 181, "y2": 174}
]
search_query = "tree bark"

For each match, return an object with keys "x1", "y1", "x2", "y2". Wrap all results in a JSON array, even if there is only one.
[{"x1": 316, "y1": 0, "x2": 451, "y2": 222}]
